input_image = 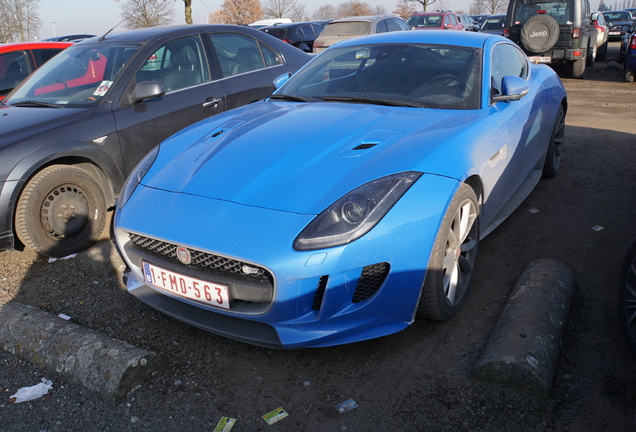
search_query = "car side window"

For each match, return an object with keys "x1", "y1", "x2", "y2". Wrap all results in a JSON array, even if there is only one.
[
  {"x1": 136, "y1": 35, "x2": 210, "y2": 92},
  {"x1": 32, "y1": 48, "x2": 65, "y2": 67},
  {"x1": 209, "y1": 33, "x2": 281, "y2": 77},
  {"x1": 376, "y1": 20, "x2": 389, "y2": 33},
  {"x1": 490, "y1": 43, "x2": 528, "y2": 97},
  {"x1": 386, "y1": 18, "x2": 401, "y2": 32},
  {"x1": 450, "y1": 15, "x2": 458, "y2": 25},
  {"x1": 397, "y1": 19, "x2": 411, "y2": 31},
  {"x1": 0, "y1": 52, "x2": 28, "y2": 95}
]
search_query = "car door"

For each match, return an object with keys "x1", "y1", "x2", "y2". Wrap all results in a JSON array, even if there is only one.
[
  {"x1": 483, "y1": 43, "x2": 546, "y2": 224},
  {"x1": 113, "y1": 34, "x2": 227, "y2": 175},
  {"x1": 206, "y1": 31, "x2": 290, "y2": 111}
]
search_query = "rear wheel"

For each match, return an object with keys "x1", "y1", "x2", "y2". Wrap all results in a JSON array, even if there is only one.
[
  {"x1": 586, "y1": 43, "x2": 596, "y2": 67},
  {"x1": 15, "y1": 165, "x2": 107, "y2": 257},
  {"x1": 625, "y1": 62, "x2": 635, "y2": 83},
  {"x1": 542, "y1": 105, "x2": 566, "y2": 178},
  {"x1": 597, "y1": 41, "x2": 608, "y2": 62},
  {"x1": 569, "y1": 58, "x2": 586, "y2": 79},
  {"x1": 418, "y1": 184, "x2": 479, "y2": 320}
]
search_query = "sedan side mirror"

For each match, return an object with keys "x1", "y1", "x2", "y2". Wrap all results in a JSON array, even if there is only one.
[
  {"x1": 622, "y1": 24, "x2": 631, "y2": 31},
  {"x1": 492, "y1": 76, "x2": 530, "y2": 103},
  {"x1": 131, "y1": 81, "x2": 165, "y2": 104}
]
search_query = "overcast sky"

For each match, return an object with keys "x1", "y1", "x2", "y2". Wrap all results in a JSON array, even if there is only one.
[{"x1": 38, "y1": 0, "x2": 481, "y2": 40}]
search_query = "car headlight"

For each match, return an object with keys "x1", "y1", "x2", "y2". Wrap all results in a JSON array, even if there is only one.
[
  {"x1": 293, "y1": 171, "x2": 422, "y2": 251},
  {"x1": 117, "y1": 145, "x2": 160, "y2": 210}
]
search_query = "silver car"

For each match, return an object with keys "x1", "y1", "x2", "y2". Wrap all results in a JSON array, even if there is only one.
[
  {"x1": 313, "y1": 15, "x2": 410, "y2": 53},
  {"x1": 591, "y1": 11, "x2": 609, "y2": 61}
]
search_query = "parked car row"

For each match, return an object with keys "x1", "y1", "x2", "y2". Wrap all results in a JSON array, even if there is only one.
[{"x1": 0, "y1": 25, "x2": 311, "y2": 257}]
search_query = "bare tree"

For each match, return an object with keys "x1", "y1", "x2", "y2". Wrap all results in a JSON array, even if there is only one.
[
  {"x1": 412, "y1": 0, "x2": 437, "y2": 12},
  {"x1": 371, "y1": 4, "x2": 387, "y2": 15},
  {"x1": 118, "y1": 0, "x2": 175, "y2": 29},
  {"x1": 116, "y1": 0, "x2": 193, "y2": 24},
  {"x1": 263, "y1": 0, "x2": 297, "y2": 18},
  {"x1": 290, "y1": 3, "x2": 310, "y2": 22},
  {"x1": 207, "y1": 9, "x2": 226, "y2": 23},
  {"x1": 470, "y1": 0, "x2": 507, "y2": 15},
  {"x1": 336, "y1": 0, "x2": 373, "y2": 17},
  {"x1": 0, "y1": 0, "x2": 40, "y2": 42},
  {"x1": 221, "y1": 0, "x2": 263, "y2": 25},
  {"x1": 312, "y1": 4, "x2": 337, "y2": 20},
  {"x1": 393, "y1": 0, "x2": 417, "y2": 19}
]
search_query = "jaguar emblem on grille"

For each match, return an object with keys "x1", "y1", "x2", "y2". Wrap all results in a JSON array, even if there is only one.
[{"x1": 176, "y1": 247, "x2": 192, "y2": 265}]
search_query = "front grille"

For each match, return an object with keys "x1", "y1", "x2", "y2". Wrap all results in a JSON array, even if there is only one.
[
  {"x1": 352, "y1": 262, "x2": 390, "y2": 303},
  {"x1": 129, "y1": 233, "x2": 268, "y2": 278}
]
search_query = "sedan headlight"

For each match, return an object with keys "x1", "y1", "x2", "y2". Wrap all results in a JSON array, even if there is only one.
[
  {"x1": 117, "y1": 145, "x2": 160, "y2": 209},
  {"x1": 293, "y1": 172, "x2": 422, "y2": 251}
]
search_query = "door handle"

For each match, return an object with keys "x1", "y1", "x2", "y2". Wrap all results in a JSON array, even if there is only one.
[{"x1": 203, "y1": 97, "x2": 221, "y2": 108}]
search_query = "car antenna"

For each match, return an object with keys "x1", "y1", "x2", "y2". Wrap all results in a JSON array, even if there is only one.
[{"x1": 99, "y1": 15, "x2": 130, "y2": 41}]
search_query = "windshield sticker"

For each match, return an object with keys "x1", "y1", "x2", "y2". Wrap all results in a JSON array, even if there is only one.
[
  {"x1": 93, "y1": 80, "x2": 113, "y2": 97},
  {"x1": 355, "y1": 48, "x2": 370, "y2": 59}
]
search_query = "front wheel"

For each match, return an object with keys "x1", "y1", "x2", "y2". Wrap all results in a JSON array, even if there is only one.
[
  {"x1": 619, "y1": 238, "x2": 636, "y2": 357},
  {"x1": 418, "y1": 184, "x2": 479, "y2": 320},
  {"x1": 542, "y1": 105, "x2": 566, "y2": 178},
  {"x1": 597, "y1": 41, "x2": 608, "y2": 62},
  {"x1": 15, "y1": 165, "x2": 107, "y2": 257},
  {"x1": 586, "y1": 44, "x2": 596, "y2": 67}
]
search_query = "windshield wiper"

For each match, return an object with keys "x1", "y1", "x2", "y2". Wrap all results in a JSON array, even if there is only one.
[
  {"x1": 11, "y1": 100, "x2": 63, "y2": 108},
  {"x1": 322, "y1": 96, "x2": 423, "y2": 108},
  {"x1": 269, "y1": 94, "x2": 318, "y2": 102}
]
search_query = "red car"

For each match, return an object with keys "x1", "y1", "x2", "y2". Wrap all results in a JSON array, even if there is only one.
[
  {"x1": 0, "y1": 42, "x2": 72, "y2": 99},
  {"x1": 406, "y1": 11, "x2": 464, "y2": 31}
]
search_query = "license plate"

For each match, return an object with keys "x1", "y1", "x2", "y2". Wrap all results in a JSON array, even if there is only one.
[
  {"x1": 142, "y1": 261, "x2": 230, "y2": 309},
  {"x1": 609, "y1": 31, "x2": 620, "y2": 35},
  {"x1": 528, "y1": 56, "x2": 551, "y2": 64}
]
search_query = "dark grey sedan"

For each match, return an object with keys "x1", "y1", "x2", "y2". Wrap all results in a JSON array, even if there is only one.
[{"x1": 0, "y1": 25, "x2": 311, "y2": 257}]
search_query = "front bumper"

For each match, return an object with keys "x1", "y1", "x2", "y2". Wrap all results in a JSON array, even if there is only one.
[{"x1": 114, "y1": 174, "x2": 459, "y2": 348}]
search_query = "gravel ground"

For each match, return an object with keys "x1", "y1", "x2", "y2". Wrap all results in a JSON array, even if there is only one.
[{"x1": 1, "y1": 45, "x2": 635, "y2": 432}]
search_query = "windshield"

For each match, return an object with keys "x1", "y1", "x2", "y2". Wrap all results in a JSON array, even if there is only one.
[
  {"x1": 274, "y1": 43, "x2": 481, "y2": 110},
  {"x1": 321, "y1": 22, "x2": 372, "y2": 37},
  {"x1": 603, "y1": 11, "x2": 632, "y2": 21},
  {"x1": 5, "y1": 42, "x2": 140, "y2": 108},
  {"x1": 407, "y1": 15, "x2": 444, "y2": 28}
]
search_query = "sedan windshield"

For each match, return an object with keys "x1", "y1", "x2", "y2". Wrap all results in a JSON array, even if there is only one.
[
  {"x1": 5, "y1": 43, "x2": 140, "y2": 108},
  {"x1": 275, "y1": 43, "x2": 481, "y2": 110}
]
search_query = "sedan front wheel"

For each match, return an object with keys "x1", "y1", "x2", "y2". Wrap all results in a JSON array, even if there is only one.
[
  {"x1": 15, "y1": 165, "x2": 107, "y2": 257},
  {"x1": 418, "y1": 184, "x2": 479, "y2": 320}
]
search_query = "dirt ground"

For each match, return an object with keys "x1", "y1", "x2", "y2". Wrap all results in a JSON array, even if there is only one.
[{"x1": 1, "y1": 44, "x2": 635, "y2": 432}]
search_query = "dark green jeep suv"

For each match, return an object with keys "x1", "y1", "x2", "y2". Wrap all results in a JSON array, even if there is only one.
[{"x1": 503, "y1": 0, "x2": 598, "y2": 78}]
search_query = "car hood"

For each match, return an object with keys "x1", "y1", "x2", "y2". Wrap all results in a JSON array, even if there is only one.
[
  {"x1": 0, "y1": 104, "x2": 93, "y2": 149},
  {"x1": 144, "y1": 101, "x2": 483, "y2": 215}
]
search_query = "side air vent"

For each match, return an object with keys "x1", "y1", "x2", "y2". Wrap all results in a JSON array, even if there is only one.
[
  {"x1": 352, "y1": 263, "x2": 390, "y2": 303},
  {"x1": 312, "y1": 276, "x2": 329, "y2": 310}
]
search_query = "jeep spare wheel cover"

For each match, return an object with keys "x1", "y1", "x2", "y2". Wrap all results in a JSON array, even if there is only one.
[{"x1": 520, "y1": 14, "x2": 560, "y2": 53}]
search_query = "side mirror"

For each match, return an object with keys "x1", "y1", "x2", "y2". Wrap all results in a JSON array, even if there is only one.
[
  {"x1": 131, "y1": 81, "x2": 165, "y2": 103},
  {"x1": 444, "y1": 23, "x2": 452, "y2": 29},
  {"x1": 492, "y1": 76, "x2": 530, "y2": 103},
  {"x1": 622, "y1": 24, "x2": 631, "y2": 31},
  {"x1": 273, "y1": 73, "x2": 291, "y2": 89}
]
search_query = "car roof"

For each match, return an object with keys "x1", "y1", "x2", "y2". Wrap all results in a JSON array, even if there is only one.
[
  {"x1": 260, "y1": 22, "x2": 315, "y2": 30},
  {"x1": 0, "y1": 42, "x2": 73, "y2": 53},
  {"x1": 411, "y1": 11, "x2": 453, "y2": 16},
  {"x1": 77, "y1": 24, "x2": 268, "y2": 45},
  {"x1": 334, "y1": 29, "x2": 498, "y2": 48},
  {"x1": 329, "y1": 15, "x2": 398, "y2": 24}
]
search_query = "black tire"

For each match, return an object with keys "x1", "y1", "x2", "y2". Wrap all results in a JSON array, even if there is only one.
[
  {"x1": 625, "y1": 62, "x2": 635, "y2": 83},
  {"x1": 569, "y1": 58, "x2": 586, "y2": 79},
  {"x1": 520, "y1": 14, "x2": 560, "y2": 54},
  {"x1": 586, "y1": 43, "x2": 596, "y2": 67},
  {"x1": 542, "y1": 105, "x2": 565, "y2": 178},
  {"x1": 597, "y1": 41, "x2": 608, "y2": 62},
  {"x1": 619, "y1": 238, "x2": 636, "y2": 357},
  {"x1": 418, "y1": 184, "x2": 479, "y2": 320},
  {"x1": 15, "y1": 165, "x2": 107, "y2": 257}
]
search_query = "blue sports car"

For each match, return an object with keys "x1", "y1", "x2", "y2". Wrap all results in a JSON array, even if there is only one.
[{"x1": 114, "y1": 30, "x2": 567, "y2": 349}]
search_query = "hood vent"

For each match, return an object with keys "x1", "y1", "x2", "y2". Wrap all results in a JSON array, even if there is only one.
[{"x1": 353, "y1": 142, "x2": 378, "y2": 150}]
